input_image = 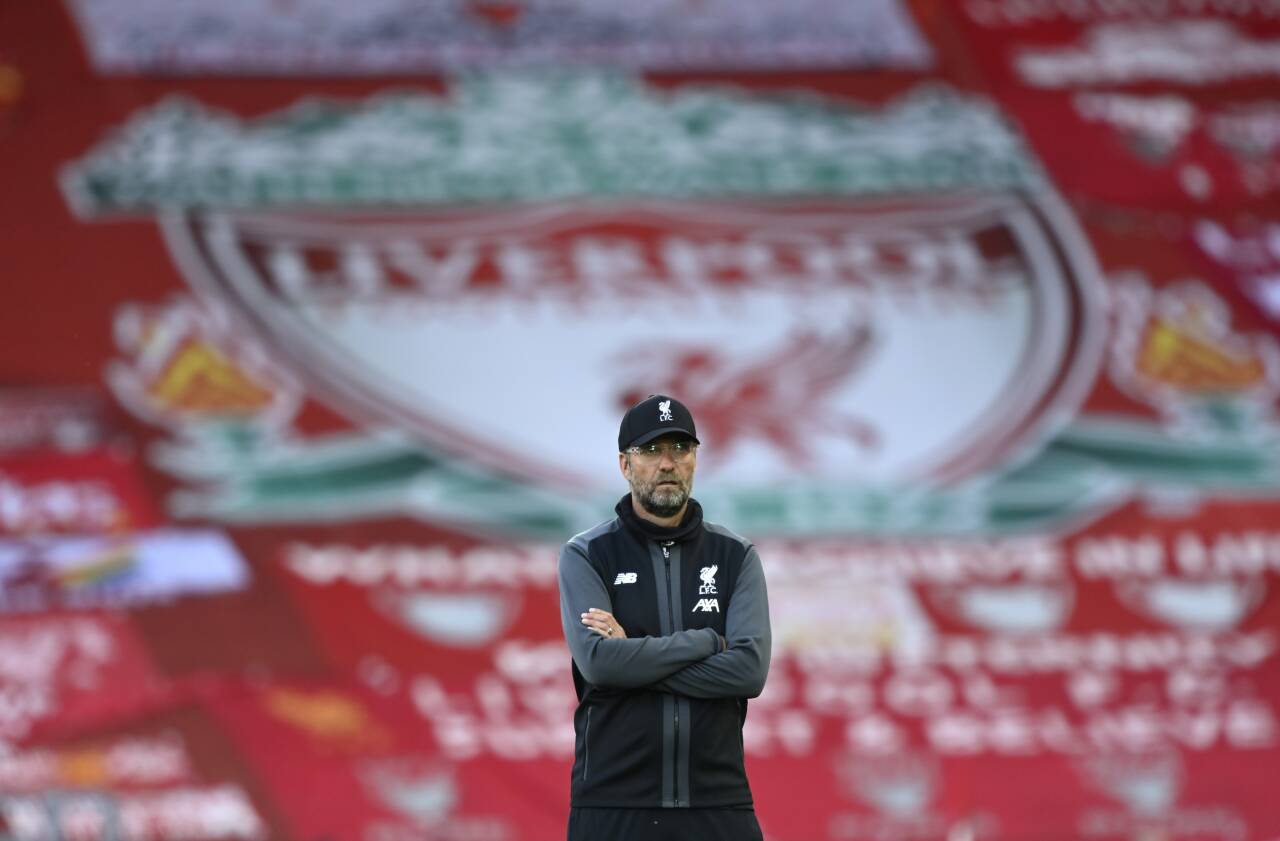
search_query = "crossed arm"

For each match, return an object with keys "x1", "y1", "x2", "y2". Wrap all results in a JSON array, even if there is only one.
[{"x1": 557, "y1": 542, "x2": 771, "y2": 699}]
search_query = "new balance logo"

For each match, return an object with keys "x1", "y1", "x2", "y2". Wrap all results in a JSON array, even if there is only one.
[
  {"x1": 692, "y1": 598, "x2": 720, "y2": 613},
  {"x1": 614, "y1": 572, "x2": 638, "y2": 585}
]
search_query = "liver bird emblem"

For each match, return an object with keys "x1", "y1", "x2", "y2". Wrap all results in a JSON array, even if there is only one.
[
  {"x1": 616, "y1": 323, "x2": 880, "y2": 464},
  {"x1": 700, "y1": 565, "x2": 718, "y2": 594}
]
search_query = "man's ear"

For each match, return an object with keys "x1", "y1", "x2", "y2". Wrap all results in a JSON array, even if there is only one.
[{"x1": 618, "y1": 452, "x2": 630, "y2": 481}]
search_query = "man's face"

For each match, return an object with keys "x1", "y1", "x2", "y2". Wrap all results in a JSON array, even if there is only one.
[{"x1": 619, "y1": 434, "x2": 697, "y2": 519}]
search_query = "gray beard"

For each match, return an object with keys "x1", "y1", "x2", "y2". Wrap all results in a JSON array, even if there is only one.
[{"x1": 634, "y1": 477, "x2": 689, "y2": 519}]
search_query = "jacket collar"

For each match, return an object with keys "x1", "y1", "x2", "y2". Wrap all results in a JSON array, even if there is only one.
[{"x1": 615, "y1": 494, "x2": 703, "y2": 543}]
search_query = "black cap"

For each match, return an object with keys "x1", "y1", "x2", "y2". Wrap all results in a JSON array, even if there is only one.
[{"x1": 618, "y1": 394, "x2": 700, "y2": 451}]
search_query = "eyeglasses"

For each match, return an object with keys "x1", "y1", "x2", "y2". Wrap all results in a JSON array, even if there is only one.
[{"x1": 625, "y1": 440, "x2": 698, "y2": 463}]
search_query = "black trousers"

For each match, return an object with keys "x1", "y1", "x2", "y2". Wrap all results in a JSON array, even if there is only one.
[{"x1": 567, "y1": 807, "x2": 764, "y2": 841}]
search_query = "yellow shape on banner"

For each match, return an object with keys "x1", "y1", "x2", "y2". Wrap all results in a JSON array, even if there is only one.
[
  {"x1": 1137, "y1": 313, "x2": 1266, "y2": 393},
  {"x1": 144, "y1": 338, "x2": 276, "y2": 416},
  {"x1": 58, "y1": 749, "x2": 109, "y2": 787},
  {"x1": 0, "y1": 63, "x2": 20, "y2": 107},
  {"x1": 263, "y1": 688, "x2": 390, "y2": 751}
]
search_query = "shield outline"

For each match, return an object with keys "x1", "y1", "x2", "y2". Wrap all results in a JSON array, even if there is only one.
[{"x1": 160, "y1": 192, "x2": 1106, "y2": 491}]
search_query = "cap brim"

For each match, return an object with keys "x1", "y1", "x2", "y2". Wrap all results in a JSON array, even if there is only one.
[{"x1": 624, "y1": 427, "x2": 700, "y2": 449}]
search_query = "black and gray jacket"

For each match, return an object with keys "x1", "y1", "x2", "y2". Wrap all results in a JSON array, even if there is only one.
[{"x1": 557, "y1": 495, "x2": 771, "y2": 809}]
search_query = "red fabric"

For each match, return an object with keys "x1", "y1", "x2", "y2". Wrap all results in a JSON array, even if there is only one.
[{"x1": 3, "y1": 2, "x2": 1280, "y2": 839}]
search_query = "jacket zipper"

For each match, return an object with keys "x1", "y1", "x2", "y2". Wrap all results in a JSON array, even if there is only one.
[
  {"x1": 583, "y1": 706, "x2": 591, "y2": 781},
  {"x1": 662, "y1": 540, "x2": 680, "y2": 806}
]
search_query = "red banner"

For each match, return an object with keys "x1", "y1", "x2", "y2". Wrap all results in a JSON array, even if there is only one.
[
  {"x1": 5, "y1": 1, "x2": 1280, "y2": 839},
  {"x1": 0, "y1": 448, "x2": 161, "y2": 536},
  {"x1": 949, "y1": 2, "x2": 1280, "y2": 94}
]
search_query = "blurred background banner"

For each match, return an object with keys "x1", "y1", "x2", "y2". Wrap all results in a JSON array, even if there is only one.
[
  {"x1": 63, "y1": 0, "x2": 934, "y2": 74},
  {"x1": 3, "y1": 1, "x2": 1280, "y2": 839}
]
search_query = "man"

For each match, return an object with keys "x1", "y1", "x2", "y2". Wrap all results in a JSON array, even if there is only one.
[{"x1": 557, "y1": 394, "x2": 771, "y2": 841}]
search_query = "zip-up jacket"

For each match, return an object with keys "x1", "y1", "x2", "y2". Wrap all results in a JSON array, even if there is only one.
[{"x1": 558, "y1": 495, "x2": 771, "y2": 809}]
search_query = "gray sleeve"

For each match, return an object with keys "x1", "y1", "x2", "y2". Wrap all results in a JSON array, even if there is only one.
[
  {"x1": 648, "y1": 545, "x2": 771, "y2": 699},
  {"x1": 558, "y1": 540, "x2": 721, "y2": 689}
]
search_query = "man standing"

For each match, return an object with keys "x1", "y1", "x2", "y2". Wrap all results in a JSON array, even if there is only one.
[{"x1": 557, "y1": 394, "x2": 771, "y2": 841}]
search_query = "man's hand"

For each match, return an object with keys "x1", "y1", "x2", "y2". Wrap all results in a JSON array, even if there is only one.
[{"x1": 581, "y1": 608, "x2": 627, "y2": 639}]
